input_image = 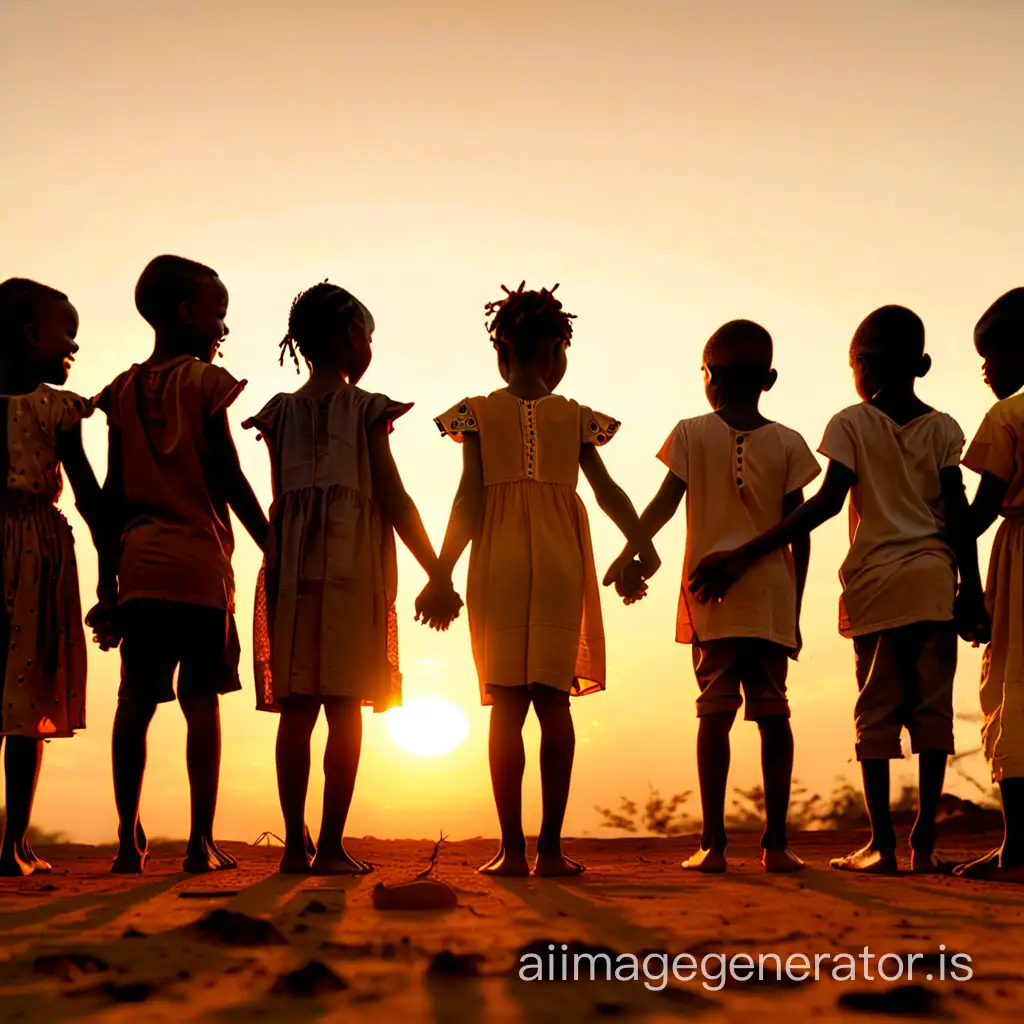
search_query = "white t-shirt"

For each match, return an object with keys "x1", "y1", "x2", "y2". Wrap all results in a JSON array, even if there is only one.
[
  {"x1": 819, "y1": 403, "x2": 964, "y2": 638},
  {"x1": 660, "y1": 412, "x2": 821, "y2": 647},
  {"x1": 963, "y1": 393, "x2": 1024, "y2": 516}
]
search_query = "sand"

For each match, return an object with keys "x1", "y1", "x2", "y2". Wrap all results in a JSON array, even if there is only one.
[{"x1": 1, "y1": 829, "x2": 1022, "y2": 1022}]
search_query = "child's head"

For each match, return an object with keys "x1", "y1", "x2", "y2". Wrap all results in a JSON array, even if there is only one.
[
  {"x1": 701, "y1": 320, "x2": 776, "y2": 411},
  {"x1": 849, "y1": 305, "x2": 929, "y2": 402},
  {"x1": 974, "y1": 288, "x2": 1024, "y2": 400},
  {"x1": 0, "y1": 277, "x2": 79, "y2": 386},
  {"x1": 485, "y1": 282, "x2": 576, "y2": 390},
  {"x1": 135, "y1": 255, "x2": 228, "y2": 362},
  {"x1": 279, "y1": 281, "x2": 374, "y2": 383}
]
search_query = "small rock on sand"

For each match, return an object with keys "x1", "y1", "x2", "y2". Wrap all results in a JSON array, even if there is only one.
[
  {"x1": 271, "y1": 961, "x2": 349, "y2": 996},
  {"x1": 189, "y1": 909, "x2": 288, "y2": 947}
]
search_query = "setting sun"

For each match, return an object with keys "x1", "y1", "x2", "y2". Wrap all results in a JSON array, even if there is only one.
[{"x1": 385, "y1": 697, "x2": 471, "y2": 757}]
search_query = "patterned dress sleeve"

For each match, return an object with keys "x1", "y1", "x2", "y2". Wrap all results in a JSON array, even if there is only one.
[
  {"x1": 199, "y1": 363, "x2": 246, "y2": 418},
  {"x1": 435, "y1": 399, "x2": 478, "y2": 442},
  {"x1": 365, "y1": 393, "x2": 414, "y2": 435},
  {"x1": 53, "y1": 389, "x2": 96, "y2": 433},
  {"x1": 580, "y1": 407, "x2": 621, "y2": 446},
  {"x1": 242, "y1": 395, "x2": 286, "y2": 442},
  {"x1": 964, "y1": 402, "x2": 1015, "y2": 480}
]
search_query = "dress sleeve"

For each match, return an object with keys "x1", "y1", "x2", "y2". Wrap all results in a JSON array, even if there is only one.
[
  {"x1": 784, "y1": 430, "x2": 822, "y2": 494},
  {"x1": 435, "y1": 399, "x2": 478, "y2": 442},
  {"x1": 365, "y1": 393, "x2": 414, "y2": 435},
  {"x1": 91, "y1": 373, "x2": 125, "y2": 428},
  {"x1": 818, "y1": 411, "x2": 858, "y2": 474},
  {"x1": 580, "y1": 407, "x2": 621, "y2": 446},
  {"x1": 242, "y1": 395, "x2": 285, "y2": 441},
  {"x1": 200, "y1": 364, "x2": 246, "y2": 418},
  {"x1": 54, "y1": 390, "x2": 95, "y2": 433},
  {"x1": 940, "y1": 415, "x2": 966, "y2": 470},
  {"x1": 656, "y1": 421, "x2": 687, "y2": 482},
  {"x1": 964, "y1": 403, "x2": 1016, "y2": 481}
]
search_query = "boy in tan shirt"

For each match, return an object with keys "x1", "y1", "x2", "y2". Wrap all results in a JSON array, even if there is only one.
[{"x1": 690, "y1": 306, "x2": 988, "y2": 873}]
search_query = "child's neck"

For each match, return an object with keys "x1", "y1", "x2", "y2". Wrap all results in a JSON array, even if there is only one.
[
  {"x1": 0, "y1": 360, "x2": 43, "y2": 397},
  {"x1": 148, "y1": 331, "x2": 192, "y2": 365},
  {"x1": 502, "y1": 366, "x2": 551, "y2": 401},
  {"x1": 296, "y1": 365, "x2": 353, "y2": 396},
  {"x1": 713, "y1": 401, "x2": 770, "y2": 431},
  {"x1": 867, "y1": 384, "x2": 932, "y2": 425}
]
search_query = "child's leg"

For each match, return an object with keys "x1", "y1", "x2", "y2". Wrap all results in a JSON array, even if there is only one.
[
  {"x1": 758, "y1": 717, "x2": 804, "y2": 871},
  {"x1": 179, "y1": 692, "x2": 234, "y2": 873},
  {"x1": 533, "y1": 685, "x2": 583, "y2": 877},
  {"x1": 0, "y1": 736, "x2": 44, "y2": 877},
  {"x1": 479, "y1": 685, "x2": 531, "y2": 876},
  {"x1": 111, "y1": 696, "x2": 158, "y2": 874},
  {"x1": 275, "y1": 696, "x2": 320, "y2": 873},
  {"x1": 311, "y1": 697, "x2": 368, "y2": 875},
  {"x1": 681, "y1": 711, "x2": 735, "y2": 872}
]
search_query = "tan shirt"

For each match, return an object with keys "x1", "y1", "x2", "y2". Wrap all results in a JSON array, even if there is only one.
[
  {"x1": 660, "y1": 412, "x2": 821, "y2": 647},
  {"x1": 819, "y1": 403, "x2": 963, "y2": 637},
  {"x1": 963, "y1": 393, "x2": 1024, "y2": 517},
  {"x1": 95, "y1": 355, "x2": 245, "y2": 611}
]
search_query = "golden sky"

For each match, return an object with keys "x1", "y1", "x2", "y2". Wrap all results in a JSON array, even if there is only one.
[{"x1": 3, "y1": 0, "x2": 1023, "y2": 843}]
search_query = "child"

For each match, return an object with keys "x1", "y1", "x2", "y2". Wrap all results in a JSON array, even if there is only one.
[
  {"x1": 419, "y1": 282, "x2": 656, "y2": 877},
  {"x1": 92, "y1": 255, "x2": 269, "y2": 874},
  {"x1": 0, "y1": 278, "x2": 111, "y2": 876},
  {"x1": 690, "y1": 306, "x2": 987, "y2": 874},
  {"x1": 246, "y1": 281, "x2": 458, "y2": 875},
  {"x1": 955, "y1": 288, "x2": 1024, "y2": 882},
  {"x1": 607, "y1": 320, "x2": 820, "y2": 873}
]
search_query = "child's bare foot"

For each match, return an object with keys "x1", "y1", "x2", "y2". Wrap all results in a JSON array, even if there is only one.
[
  {"x1": 910, "y1": 850, "x2": 954, "y2": 875},
  {"x1": 304, "y1": 825, "x2": 317, "y2": 860},
  {"x1": 279, "y1": 847, "x2": 312, "y2": 874},
  {"x1": 830, "y1": 844, "x2": 899, "y2": 874},
  {"x1": 954, "y1": 848, "x2": 1024, "y2": 882},
  {"x1": 681, "y1": 846, "x2": 727, "y2": 873},
  {"x1": 534, "y1": 853, "x2": 585, "y2": 877},
  {"x1": 184, "y1": 836, "x2": 237, "y2": 874},
  {"x1": 0, "y1": 842, "x2": 35, "y2": 877},
  {"x1": 111, "y1": 845, "x2": 145, "y2": 874},
  {"x1": 762, "y1": 848, "x2": 804, "y2": 872},
  {"x1": 19, "y1": 838, "x2": 52, "y2": 873},
  {"x1": 478, "y1": 846, "x2": 530, "y2": 877},
  {"x1": 310, "y1": 848, "x2": 373, "y2": 875}
]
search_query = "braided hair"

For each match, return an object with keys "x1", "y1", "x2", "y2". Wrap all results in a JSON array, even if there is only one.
[
  {"x1": 0, "y1": 278, "x2": 69, "y2": 350},
  {"x1": 279, "y1": 280, "x2": 373, "y2": 373},
  {"x1": 485, "y1": 281, "x2": 576, "y2": 361}
]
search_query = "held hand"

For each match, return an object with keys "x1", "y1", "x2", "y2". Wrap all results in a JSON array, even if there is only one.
[
  {"x1": 602, "y1": 551, "x2": 633, "y2": 589},
  {"x1": 85, "y1": 601, "x2": 122, "y2": 651},
  {"x1": 687, "y1": 548, "x2": 750, "y2": 605},
  {"x1": 415, "y1": 578, "x2": 464, "y2": 632},
  {"x1": 955, "y1": 587, "x2": 991, "y2": 647},
  {"x1": 617, "y1": 560, "x2": 649, "y2": 605}
]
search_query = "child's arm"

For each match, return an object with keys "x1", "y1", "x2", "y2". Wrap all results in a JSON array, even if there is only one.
[
  {"x1": 208, "y1": 411, "x2": 269, "y2": 551},
  {"x1": 689, "y1": 459, "x2": 855, "y2": 604},
  {"x1": 602, "y1": 469, "x2": 685, "y2": 587},
  {"x1": 940, "y1": 466, "x2": 989, "y2": 644},
  {"x1": 433, "y1": 433, "x2": 484, "y2": 580},
  {"x1": 367, "y1": 419, "x2": 444, "y2": 578},
  {"x1": 783, "y1": 488, "x2": 810, "y2": 656},
  {"x1": 579, "y1": 445, "x2": 660, "y2": 574},
  {"x1": 968, "y1": 471, "x2": 1010, "y2": 539}
]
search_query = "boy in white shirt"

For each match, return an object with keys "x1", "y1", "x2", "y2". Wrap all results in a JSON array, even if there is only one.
[
  {"x1": 607, "y1": 320, "x2": 821, "y2": 872},
  {"x1": 690, "y1": 306, "x2": 988, "y2": 874}
]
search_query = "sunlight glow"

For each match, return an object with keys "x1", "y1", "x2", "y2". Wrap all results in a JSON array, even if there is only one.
[{"x1": 385, "y1": 697, "x2": 471, "y2": 757}]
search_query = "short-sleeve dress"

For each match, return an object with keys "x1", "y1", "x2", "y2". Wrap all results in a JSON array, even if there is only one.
[
  {"x1": 246, "y1": 385, "x2": 411, "y2": 712},
  {"x1": 963, "y1": 393, "x2": 1024, "y2": 781},
  {"x1": 436, "y1": 390, "x2": 618, "y2": 704},
  {"x1": 0, "y1": 385, "x2": 92, "y2": 738}
]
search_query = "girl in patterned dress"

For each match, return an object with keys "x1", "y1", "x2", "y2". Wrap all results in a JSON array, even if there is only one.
[
  {"x1": 0, "y1": 279, "x2": 111, "y2": 876},
  {"x1": 248, "y1": 282, "x2": 459, "y2": 874},
  {"x1": 420, "y1": 283, "x2": 657, "y2": 876}
]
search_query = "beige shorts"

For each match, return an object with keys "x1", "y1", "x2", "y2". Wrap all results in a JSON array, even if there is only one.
[
  {"x1": 691, "y1": 638, "x2": 790, "y2": 720},
  {"x1": 852, "y1": 620, "x2": 956, "y2": 761}
]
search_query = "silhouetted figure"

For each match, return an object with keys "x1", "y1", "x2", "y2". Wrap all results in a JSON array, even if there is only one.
[
  {"x1": 0, "y1": 278, "x2": 111, "y2": 876},
  {"x1": 91, "y1": 256, "x2": 269, "y2": 875},
  {"x1": 690, "y1": 306, "x2": 988, "y2": 874},
  {"x1": 606, "y1": 321, "x2": 818, "y2": 873},
  {"x1": 955, "y1": 288, "x2": 1024, "y2": 883},
  {"x1": 419, "y1": 283, "x2": 656, "y2": 877},
  {"x1": 246, "y1": 282, "x2": 457, "y2": 876}
]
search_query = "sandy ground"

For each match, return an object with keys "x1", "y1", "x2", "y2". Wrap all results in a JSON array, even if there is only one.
[{"x1": 1, "y1": 829, "x2": 1022, "y2": 1023}]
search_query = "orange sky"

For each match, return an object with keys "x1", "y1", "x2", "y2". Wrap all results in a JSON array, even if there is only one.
[{"x1": 3, "y1": 0, "x2": 1023, "y2": 843}]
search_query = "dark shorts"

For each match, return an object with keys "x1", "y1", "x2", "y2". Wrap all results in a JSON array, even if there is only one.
[
  {"x1": 852, "y1": 620, "x2": 956, "y2": 760},
  {"x1": 692, "y1": 638, "x2": 791, "y2": 720},
  {"x1": 118, "y1": 600, "x2": 242, "y2": 705}
]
